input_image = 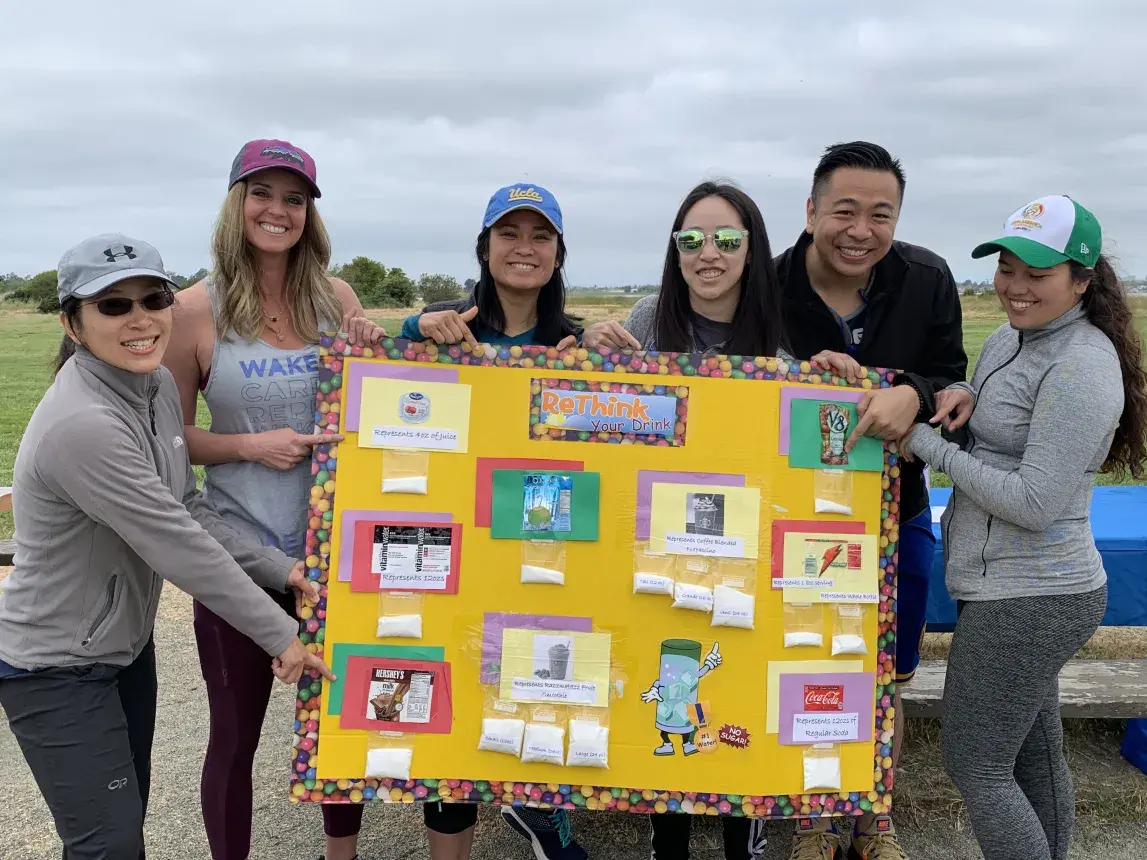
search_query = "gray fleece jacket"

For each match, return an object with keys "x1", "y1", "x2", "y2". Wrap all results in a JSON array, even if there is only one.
[
  {"x1": 905, "y1": 303, "x2": 1120, "y2": 602},
  {"x1": 0, "y1": 348, "x2": 299, "y2": 669},
  {"x1": 623, "y1": 294, "x2": 794, "y2": 359}
]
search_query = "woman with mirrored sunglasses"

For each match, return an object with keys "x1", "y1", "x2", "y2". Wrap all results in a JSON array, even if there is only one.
[
  {"x1": 587, "y1": 181, "x2": 791, "y2": 371},
  {"x1": 0, "y1": 233, "x2": 333, "y2": 859},
  {"x1": 587, "y1": 181, "x2": 798, "y2": 860}
]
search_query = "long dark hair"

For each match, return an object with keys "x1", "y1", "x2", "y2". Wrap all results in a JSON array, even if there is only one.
[
  {"x1": 53, "y1": 297, "x2": 81, "y2": 377},
  {"x1": 469, "y1": 228, "x2": 581, "y2": 347},
  {"x1": 1071, "y1": 255, "x2": 1147, "y2": 478},
  {"x1": 654, "y1": 181, "x2": 787, "y2": 355}
]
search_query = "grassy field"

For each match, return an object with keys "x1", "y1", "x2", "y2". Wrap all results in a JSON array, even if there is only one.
[{"x1": 0, "y1": 293, "x2": 1144, "y2": 540}]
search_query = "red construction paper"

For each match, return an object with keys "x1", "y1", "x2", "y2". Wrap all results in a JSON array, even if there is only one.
[
  {"x1": 351, "y1": 520, "x2": 462, "y2": 594},
  {"x1": 771, "y1": 519, "x2": 867, "y2": 587},
  {"x1": 339, "y1": 656, "x2": 453, "y2": 734},
  {"x1": 474, "y1": 457, "x2": 583, "y2": 527}
]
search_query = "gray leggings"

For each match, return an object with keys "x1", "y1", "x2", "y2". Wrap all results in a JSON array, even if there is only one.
[{"x1": 941, "y1": 586, "x2": 1106, "y2": 860}]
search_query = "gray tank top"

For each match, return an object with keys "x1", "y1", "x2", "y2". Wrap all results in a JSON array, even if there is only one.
[{"x1": 201, "y1": 282, "x2": 330, "y2": 559}]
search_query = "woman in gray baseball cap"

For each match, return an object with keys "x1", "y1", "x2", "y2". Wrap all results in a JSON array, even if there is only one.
[{"x1": 0, "y1": 233, "x2": 334, "y2": 859}]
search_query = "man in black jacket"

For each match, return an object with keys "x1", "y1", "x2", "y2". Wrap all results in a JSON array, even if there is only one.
[{"x1": 776, "y1": 142, "x2": 968, "y2": 860}]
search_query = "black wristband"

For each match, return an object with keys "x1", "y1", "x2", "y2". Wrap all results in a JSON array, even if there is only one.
[{"x1": 892, "y1": 375, "x2": 927, "y2": 423}]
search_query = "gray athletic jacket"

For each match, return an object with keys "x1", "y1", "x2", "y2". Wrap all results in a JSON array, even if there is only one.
[
  {"x1": 623, "y1": 294, "x2": 794, "y2": 359},
  {"x1": 906, "y1": 303, "x2": 1119, "y2": 602},
  {"x1": 0, "y1": 348, "x2": 299, "y2": 670}
]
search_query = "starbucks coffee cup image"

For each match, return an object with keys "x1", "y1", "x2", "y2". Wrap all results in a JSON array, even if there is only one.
[{"x1": 399, "y1": 392, "x2": 431, "y2": 424}]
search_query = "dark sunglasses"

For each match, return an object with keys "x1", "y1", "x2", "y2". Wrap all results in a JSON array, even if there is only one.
[
  {"x1": 672, "y1": 227, "x2": 748, "y2": 254},
  {"x1": 85, "y1": 288, "x2": 175, "y2": 317}
]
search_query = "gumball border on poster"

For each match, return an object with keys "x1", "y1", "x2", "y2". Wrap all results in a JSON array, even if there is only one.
[{"x1": 290, "y1": 335, "x2": 903, "y2": 822}]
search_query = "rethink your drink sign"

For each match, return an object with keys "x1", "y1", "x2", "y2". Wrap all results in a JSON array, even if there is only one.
[{"x1": 538, "y1": 383, "x2": 678, "y2": 438}]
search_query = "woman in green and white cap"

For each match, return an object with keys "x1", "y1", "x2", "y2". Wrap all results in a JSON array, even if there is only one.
[{"x1": 899, "y1": 195, "x2": 1147, "y2": 860}]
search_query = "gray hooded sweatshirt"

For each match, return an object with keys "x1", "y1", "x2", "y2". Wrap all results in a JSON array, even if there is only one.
[
  {"x1": 0, "y1": 348, "x2": 299, "y2": 670},
  {"x1": 905, "y1": 303, "x2": 1120, "y2": 602}
]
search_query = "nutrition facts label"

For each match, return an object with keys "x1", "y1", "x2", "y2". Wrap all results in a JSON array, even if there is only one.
[{"x1": 401, "y1": 672, "x2": 432, "y2": 723}]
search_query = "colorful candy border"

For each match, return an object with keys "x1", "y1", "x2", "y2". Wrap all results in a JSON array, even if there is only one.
[
  {"x1": 528, "y1": 378, "x2": 689, "y2": 445},
  {"x1": 291, "y1": 336, "x2": 902, "y2": 822}
]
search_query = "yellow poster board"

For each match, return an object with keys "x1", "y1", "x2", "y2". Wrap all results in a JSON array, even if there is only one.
[{"x1": 290, "y1": 336, "x2": 901, "y2": 824}]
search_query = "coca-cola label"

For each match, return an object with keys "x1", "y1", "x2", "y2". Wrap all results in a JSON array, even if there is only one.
[{"x1": 804, "y1": 684, "x2": 844, "y2": 711}]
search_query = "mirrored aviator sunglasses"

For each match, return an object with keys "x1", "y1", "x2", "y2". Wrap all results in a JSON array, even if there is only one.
[
  {"x1": 672, "y1": 227, "x2": 747, "y2": 254},
  {"x1": 87, "y1": 288, "x2": 175, "y2": 317}
]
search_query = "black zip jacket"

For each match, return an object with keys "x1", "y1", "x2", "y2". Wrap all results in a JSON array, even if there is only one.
[{"x1": 775, "y1": 231, "x2": 968, "y2": 522}]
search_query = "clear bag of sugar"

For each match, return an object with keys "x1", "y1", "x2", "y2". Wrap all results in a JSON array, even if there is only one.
[{"x1": 566, "y1": 718, "x2": 609, "y2": 768}]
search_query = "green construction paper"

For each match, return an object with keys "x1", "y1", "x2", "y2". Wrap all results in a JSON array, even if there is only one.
[
  {"x1": 489, "y1": 469, "x2": 600, "y2": 541},
  {"x1": 328, "y1": 643, "x2": 445, "y2": 715},
  {"x1": 788, "y1": 398, "x2": 884, "y2": 472}
]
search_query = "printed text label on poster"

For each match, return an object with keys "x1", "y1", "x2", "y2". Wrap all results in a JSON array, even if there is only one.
[
  {"x1": 510, "y1": 677, "x2": 599, "y2": 705},
  {"x1": 372, "y1": 426, "x2": 459, "y2": 450},
  {"x1": 792, "y1": 712, "x2": 859, "y2": 743}
]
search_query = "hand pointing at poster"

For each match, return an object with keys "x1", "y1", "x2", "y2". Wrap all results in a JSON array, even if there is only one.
[{"x1": 702, "y1": 641, "x2": 722, "y2": 673}]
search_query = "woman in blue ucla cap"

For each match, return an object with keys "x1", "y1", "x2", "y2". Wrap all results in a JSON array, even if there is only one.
[
  {"x1": 398, "y1": 183, "x2": 589, "y2": 860},
  {"x1": 400, "y1": 183, "x2": 582, "y2": 352}
]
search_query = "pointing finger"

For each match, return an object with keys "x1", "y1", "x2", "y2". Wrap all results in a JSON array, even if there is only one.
[
  {"x1": 306, "y1": 653, "x2": 337, "y2": 682},
  {"x1": 299, "y1": 432, "x2": 344, "y2": 446},
  {"x1": 844, "y1": 410, "x2": 875, "y2": 453},
  {"x1": 615, "y1": 324, "x2": 642, "y2": 350}
]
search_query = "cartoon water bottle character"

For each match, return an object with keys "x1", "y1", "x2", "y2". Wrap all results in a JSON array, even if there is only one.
[{"x1": 641, "y1": 639, "x2": 721, "y2": 756}]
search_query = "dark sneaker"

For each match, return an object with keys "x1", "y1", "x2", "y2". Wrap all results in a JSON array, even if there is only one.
[{"x1": 501, "y1": 806, "x2": 588, "y2": 860}]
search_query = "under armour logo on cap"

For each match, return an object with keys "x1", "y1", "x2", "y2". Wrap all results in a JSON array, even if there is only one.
[
  {"x1": 103, "y1": 243, "x2": 137, "y2": 263},
  {"x1": 56, "y1": 232, "x2": 175, "y2": 304}
]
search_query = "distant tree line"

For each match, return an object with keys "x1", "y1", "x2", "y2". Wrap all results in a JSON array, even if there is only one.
[
  {"x1": 0, "y1": 257, "x2": 470, "y2": 313},
  {"x1": 328, "y1": 257, "x2": 468, "y2": 309}
]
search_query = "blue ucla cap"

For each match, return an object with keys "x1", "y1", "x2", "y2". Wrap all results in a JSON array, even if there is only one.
[{"x1": 482, "y1": 183, "x2": 563, "y2": 234}]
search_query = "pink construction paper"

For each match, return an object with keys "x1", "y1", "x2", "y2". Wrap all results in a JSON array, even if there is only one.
[
  {"x1": 336, "y1": 508, "x2": 452, "y2": 582},
  {"x1": 778, "y1": 386, "x2": 865, "y2": 455},
  {"x1": 635, "y1": 470, "x2": 745, "y2": 541},
  {"x1": 777, "y1": 671, "x2": 875, "y2": 745},
  {"x1": 342, "y1": 361, "x2": 459, "y2": 432},
  {"x1": 481, "y1": 612, "x2": 594, "y2": 685}
]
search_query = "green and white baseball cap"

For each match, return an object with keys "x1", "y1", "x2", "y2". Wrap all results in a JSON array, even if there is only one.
[{"x1": 972, "y1": 194, "x2": 1101, "y2": 269}]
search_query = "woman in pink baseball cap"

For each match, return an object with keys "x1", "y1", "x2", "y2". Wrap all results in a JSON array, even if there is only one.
[{"x1": 165, "y1": 138, "x2": 383, "y2": 860}]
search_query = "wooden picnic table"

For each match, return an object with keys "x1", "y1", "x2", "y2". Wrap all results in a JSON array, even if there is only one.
[{"x1": 903, "y1": 659, "x2": 1147, "y2": 719}]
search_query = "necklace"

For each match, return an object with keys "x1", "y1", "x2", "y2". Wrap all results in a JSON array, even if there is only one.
[{"x1": 263, "y1": 298, "x2": 288, "y2": 342}]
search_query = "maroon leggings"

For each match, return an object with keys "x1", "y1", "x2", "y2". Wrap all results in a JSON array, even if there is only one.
[{"x1": 194, "y1": 597, "x2": 363, "y2": 859}]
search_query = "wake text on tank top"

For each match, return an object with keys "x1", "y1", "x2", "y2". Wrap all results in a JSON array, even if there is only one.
[{"x1": 201, "y1": 282, "x2": 329, "y2": 559}]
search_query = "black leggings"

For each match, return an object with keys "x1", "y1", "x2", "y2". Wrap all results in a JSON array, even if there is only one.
[
  {"x1": 942, "y1": 587, "x2": 1106, "y2": 860},
  {"x1": 423, "y1": 801, "x2": 479, "y2": 833},
  {"x1": 649, "y1": 812, "x2": 767, "y2": 859},
  {"x1": 0, "y1": 640, "x2": 157, "y2": 859}
]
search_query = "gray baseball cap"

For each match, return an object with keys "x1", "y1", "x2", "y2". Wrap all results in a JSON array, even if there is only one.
[{"x1": 57, "y1": 233, "x2": 178, "y2": 304}]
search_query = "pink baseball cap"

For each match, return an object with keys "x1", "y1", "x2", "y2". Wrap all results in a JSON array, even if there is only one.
[{"x1": 228, "y1": 139, "x2": 320, "y2": 198}]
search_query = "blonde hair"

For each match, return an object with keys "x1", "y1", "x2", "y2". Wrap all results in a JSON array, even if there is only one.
[{"x1": 210, "y1": 181, "x2": 343, "y2": 343}]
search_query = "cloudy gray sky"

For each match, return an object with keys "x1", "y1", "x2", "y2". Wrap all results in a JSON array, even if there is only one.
[{"x1": 2, "y1": 1, "x2": 1142, "y2": 285}]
